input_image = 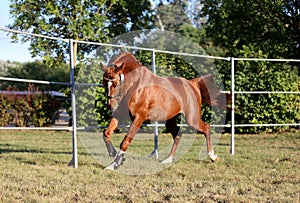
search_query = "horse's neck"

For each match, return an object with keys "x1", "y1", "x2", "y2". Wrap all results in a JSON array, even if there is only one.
[
  {"x1": 123, "y1": 61, "x2": 140, "y2": 74},
  {"x1": 134, "y1": 65, "x2": 154, "y2": 78},
  {"x1": 122, "y1": 66, "x2": 152, "y2": 91}
]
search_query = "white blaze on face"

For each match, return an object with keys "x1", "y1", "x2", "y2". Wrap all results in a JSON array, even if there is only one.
[
  {"x1": 107, "y1": 81, "x2": 113, "y2": 105},
  {"x1": 106, "y1": 74, "x2": 124, "y2": 108},
  {"x1": 120, "y1": 74, "x2": 124, "y2": 82}
]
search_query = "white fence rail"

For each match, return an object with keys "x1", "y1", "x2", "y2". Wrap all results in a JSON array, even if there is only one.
[{"x1": 1, "y1": 28, "x2": 299, "y2": 168}]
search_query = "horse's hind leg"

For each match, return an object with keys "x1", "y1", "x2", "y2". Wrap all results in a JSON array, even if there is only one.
[
  {"x1": 187, "y1": 116, "x2": 218, "y2": 162},
  {"x1": 103, "y1": 117, "x2": 118, "y2": 157},
  {"x1": 201, "y1": 122, "x2": 218, "y2": 161},
  {"x1": 161, "y1": 116, "x2": 182, "y2": 164}
]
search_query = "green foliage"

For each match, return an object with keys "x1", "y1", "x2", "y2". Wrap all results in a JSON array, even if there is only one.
[
  {"x1": 95, "y1": 86, "x2": 111, "y2": 127},
  {"x1": 135, "y1": 51, "x2": 199, "y2": 78},
  {"x1": 156, "y1": 0, "x2": 192, "y2": 32},
  {"x1": 233, "y1": 53, "x2": 299, "y2": 133},
  {"x1": 74, "y1": 58, "x2": 111, "y2": 128},
  {"x1": 0, "y1": 85, "x2": 60, "y2": 127},
  {"x1": 200, "y1": 0, "x2": 300, "y2": 59},
  {"x1": 198, "y1": 0, "x2": 300, "y2": 133}
]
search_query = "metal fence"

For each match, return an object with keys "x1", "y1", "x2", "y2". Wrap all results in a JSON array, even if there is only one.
[{"x1": 1, "y1": 28, "x2": 299, "y2": 169}]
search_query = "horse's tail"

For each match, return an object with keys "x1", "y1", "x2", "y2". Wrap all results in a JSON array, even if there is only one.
[{"x1": 190, "y1": 74, "x2": 232, "y2": 111}]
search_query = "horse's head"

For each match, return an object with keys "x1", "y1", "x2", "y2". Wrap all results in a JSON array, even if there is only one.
[
  {"x1": 101, "y1": 52, "x2": 142, "y2": 110},
  {"x1": 101, "y1": 63, "x2": 125, "y2": 110}
]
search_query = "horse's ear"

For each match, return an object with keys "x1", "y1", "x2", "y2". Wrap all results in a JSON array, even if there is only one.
[
  {"x1": 115, "y1": 62, "x2": 125, "y2": 73},
  {"x1": 100, "y1": 63, "x2": 107, "y2": 71}
]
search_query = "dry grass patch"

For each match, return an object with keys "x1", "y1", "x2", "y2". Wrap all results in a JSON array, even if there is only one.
[{"x1": 0, "y1": 130, "x2": 299, "y2": 202}]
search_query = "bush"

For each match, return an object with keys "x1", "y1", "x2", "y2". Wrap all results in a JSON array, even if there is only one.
[
  {"x1": 233, "y1": 60, "x2": 299, "y2": 133},
  {"x1": 215, "y1": 46, "x2": 299, "y2": 133},
  {"x1": 0, "y1": 85, "x2": 60, "y2": 127}
]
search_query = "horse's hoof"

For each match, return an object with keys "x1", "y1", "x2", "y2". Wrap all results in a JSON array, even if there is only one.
[
  {"x1": 109, "y1": 147, "x2": 117, "y2": 157},
  {"x1": 211, "y1": 155, "x2": 219, "y2": 162},
  {"x1": 105, "y1": 151, "x2": 126, "y2": 170},
  {"x1": 105, "y1": 162, "x2": 117, "y2": 170},
  {"x1": 161, "y1": 156, "x2": 173, "y2": 164},
  {"x1": 208, "y1": 150, "x2": 218, "y2": 162}
]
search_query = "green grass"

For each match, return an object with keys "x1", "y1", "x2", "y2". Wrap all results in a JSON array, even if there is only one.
[{"x1": 0, "y1": 130, "x2": 299, "y2": 202}]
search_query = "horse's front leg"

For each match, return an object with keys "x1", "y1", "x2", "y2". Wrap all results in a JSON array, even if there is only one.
[
  {"x1": 103, "y1": 117, "x2": 118, "y2": 157},
  {"x1": 105, "y1": 115, "x2": 144, "y2": 170}
]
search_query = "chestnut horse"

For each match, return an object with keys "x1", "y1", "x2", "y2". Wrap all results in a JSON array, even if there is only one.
[{"x1": 101, "y1": 52, "x2": 226, "y2": 170}]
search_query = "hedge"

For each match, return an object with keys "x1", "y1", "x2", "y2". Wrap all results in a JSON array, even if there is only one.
[{"x1": 0, "y1": 86, "x2": 61, "y2": 127}]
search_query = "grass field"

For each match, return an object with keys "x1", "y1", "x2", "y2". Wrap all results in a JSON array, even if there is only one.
[{"x1": 0, "y1": 130, "x2": 299, "y2": 202}]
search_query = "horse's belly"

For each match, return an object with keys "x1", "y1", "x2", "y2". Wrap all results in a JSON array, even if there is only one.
[{"x1": 147, "y1": 99, "x2": 181, "y2": 121}]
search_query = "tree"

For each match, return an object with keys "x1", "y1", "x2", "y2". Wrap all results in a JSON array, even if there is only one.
[
  {"x1": 0, "y1": 60, "x2": 22, "y2": 76},
  {"x1": 199, "y1": 0, "x2": 300, "y2": 133},
  {"x1": 8, "y1": 0, "x2": 155, "y2": 66},
  {"x1": 200, "y1": 0, "x2": 300, "y2": 59},
  {"x1": 156, "y1": 0, "x2": 192, "y2": 32}
]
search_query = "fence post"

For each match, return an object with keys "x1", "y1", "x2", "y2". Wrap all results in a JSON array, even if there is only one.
[
  {"x1": 68, "y1": 39, "x2": 78, "y2": 168},
  {"x1": 149, "y1": 50, "x2": 159, "y2": 159},
  {"x1": 230, "y1": 57, "x2": 235, "y2": 155}
]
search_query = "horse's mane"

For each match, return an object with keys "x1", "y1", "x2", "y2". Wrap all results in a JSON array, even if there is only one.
[{"x1": 109, "y1": 52, "x2": 142, "y2": 66}]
